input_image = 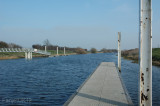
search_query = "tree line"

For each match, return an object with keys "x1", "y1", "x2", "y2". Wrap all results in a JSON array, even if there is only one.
[
  {"x1": 32, "y1": 44, "x2": 88, "y2": 52},
  {"x1": 0, "y1": 40, "x2": 117, "y2": 54},
  {"x1": 32, "y1": 39, "x2": 88, "y2": 54},
  {"x1": 0, "y1": 40, "x2": 88, "y2": 54},
  {"x1": 0, "y1": 41, "x2": 22, "y2": 48}
]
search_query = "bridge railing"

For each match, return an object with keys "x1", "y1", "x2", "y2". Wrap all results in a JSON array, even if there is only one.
[
  {"x1": 0, "y1": 48, "x2": 51, "y2": 56},
  {"x1": 33, "y1": 49, "x2": 51, "y2": 56}
]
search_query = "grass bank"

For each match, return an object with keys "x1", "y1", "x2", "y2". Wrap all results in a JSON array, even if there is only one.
[
  {"x1": 47, "y1": 50, "x2": 76, "y2": 56},
  {"x1": 0, "y1": 50, "x2": 77, "y2": 60},
  {"x1": 0, "y1": 52, "x2": 49, "y2": 60},
  {"x1": 122, "y1": 48, "x2": 160, "y2": 66}
]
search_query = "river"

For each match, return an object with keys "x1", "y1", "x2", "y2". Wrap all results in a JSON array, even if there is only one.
[{"x1": 0, "y1": 53, "x2": 159, "y2": 106}]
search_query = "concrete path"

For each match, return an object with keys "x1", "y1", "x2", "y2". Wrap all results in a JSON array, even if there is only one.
[{"x1": 64, "y1": 62, "x2": 133, "y2": 106}]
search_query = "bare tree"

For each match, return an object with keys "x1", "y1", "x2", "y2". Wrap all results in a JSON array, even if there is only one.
[
  {"x1": 43, "y1": 39, "x2": 51, "y2": 46},
  {"x1": 8, "y1": 43, "x2": 22, "y2": 48}
]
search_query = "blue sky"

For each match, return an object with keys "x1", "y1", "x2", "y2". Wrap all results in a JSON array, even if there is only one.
[{"x1": 0, "y1": 0, "x2": 160, "y2": 50}]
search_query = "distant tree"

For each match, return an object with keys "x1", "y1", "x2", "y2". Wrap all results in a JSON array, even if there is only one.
[
  {"x1": 8, "y1": 43, "x2": 22, "y2": 48},
  {"x1": 0, "y1": 41, "x2": 8, "y2": 48},
  {"x1": 32, "y1": 44, "x2": 43, "y2": 49},
  {"x1": 101, "y1": 48, "x2": 108, "y2": 53},
  {"x1": 75, "y1": 47, "x2": 86, "y2": 54},
  {"x1": 43, "y1": 39, "x2": 51, "y2": 46},
  {"x1": 101, "y1": 48, "x2": 117, "y2": 53},
  {"x1": 90, "y1": 48, "x2": 97, "y2": 53}
]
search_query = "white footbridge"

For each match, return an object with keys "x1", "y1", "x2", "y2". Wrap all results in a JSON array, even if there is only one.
[{"x1": 0, "y1": 48, "x2": 51, "y2": 59}]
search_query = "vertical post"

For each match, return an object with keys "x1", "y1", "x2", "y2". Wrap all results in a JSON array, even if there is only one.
[
  {"x1": 30, "y1": 52, "x2": 32, "y2": 59},
  {"x1": 139, "y1": 0, "x2": 152, "y2": 106},
  {"x1": 25, "y1": 52, "x2": 27, "y2": 59},
  {"x1": 118, "y1": 32, "x2": 121, "y2": 72},
  {"x1": 45, "y1": 46, "x2": 47, "y2": 52},
  {"x1": 64, "y1": 47, "x2": 66, "y2": 55},
  {"x1": 57, "y1": 47, "x2": 59, "y2": 56},
  {"x1": 28, "y1": 52, "x2": 30, "y2": 59}
]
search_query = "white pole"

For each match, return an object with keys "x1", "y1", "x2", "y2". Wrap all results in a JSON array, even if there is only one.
[
  {"x1": 64, "y1": 47, "x2": 66, "y2": 55},
  {"x1": 118, "y1": 32, "x2": 121, "y2": 72},
  {"x1": 27, "y1": 52, "x2": 30, "y2": 59},
  {"x1": 29, "y1": 52, "x2": 31, "y2": 59},
  {"x1": 25, "y1": 52, "x2": 27, "y2": 59},
  {"x1": 139, "y1": 0, "x2": 152, "y2": 106},
  {"x1": 57, "y1": 47, "x2": 59, "y2": 56},
  {"x1": 30, "y1": 52, "x2": 32, "y2": 59},
  {"x1": 45, "y1": 46, "x2": 47, "y2": 52}
]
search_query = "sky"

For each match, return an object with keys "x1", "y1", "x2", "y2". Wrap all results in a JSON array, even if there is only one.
[{"x1": 0, "y1": 0, "x2": 160, "y2": 50}]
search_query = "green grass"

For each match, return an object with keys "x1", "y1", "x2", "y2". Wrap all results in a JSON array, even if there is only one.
[
  {"x1": 0, "y1": 52, "x2": 24, "y2": 57},
  {"x1": 47, "y1": 50, "x2": 75, "y2": 55},
  {"x1": 0, "y1": 52, "x2": 46, "y2": 57},
  {"x1": 0, "y1": 50, "x2": 76, "y2": 60},
  {"x1": 122, "y1": 48, "x2": 160, "y2": 66},
  {"x1": 0, "y1": 50, "x2": 75, "y2": 57},
  {"x1": 152, "y1": 48, "x2": 160, "y2": 61}
]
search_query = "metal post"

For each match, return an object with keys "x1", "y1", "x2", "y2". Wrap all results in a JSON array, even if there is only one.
[
  {"x1": 118, "y1": 32, "x2": 121, "y2": 72},
  {"x1": 57, "y1": 47, "x2": 59, "y2": 56},
  {"x1": 64, "y1": 47, "x2": 66, "y2": 55},
  {"x1": 139, "y1": 0, "x2": 152, "y2": 106},
  {"x1": 45, "y1": 46, "x2": 47, "y2": 52}
]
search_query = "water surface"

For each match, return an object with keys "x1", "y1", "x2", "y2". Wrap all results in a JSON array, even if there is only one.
[{"x1": 0, "y1": 53, "x2": 159, "y2": 105}]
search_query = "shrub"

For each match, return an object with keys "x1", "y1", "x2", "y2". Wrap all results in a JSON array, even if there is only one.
[
  {"x1": 90, "y1": 48, "x2": 97, "y2": 53},
  {"x1": 75, "y1": 48, "x2": 86, "y2": 54}
]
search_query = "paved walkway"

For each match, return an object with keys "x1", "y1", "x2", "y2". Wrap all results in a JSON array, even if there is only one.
[{"x1": 64, "y1": 62, "x2": 133, "y2": 106}]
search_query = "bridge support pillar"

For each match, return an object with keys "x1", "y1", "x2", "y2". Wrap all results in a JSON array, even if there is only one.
[
  {"x1": 30, "y1": 52, "x2": 32, "y2": 59},
  {"x1": 25, "y1": 52, "x2": 27, "y2": 59},
  {"x1": 45, "y1": 46, "x2": 47, "y2": 53},
  {"x1": 57, "y1": 47, "x2": 59, "y2": 56},
  {"x1": 25, "y1": 52, "x2": 32, "y2": 60},
  {"x1": 64, "y1": 47, "x2": 66, "y2": 55}
]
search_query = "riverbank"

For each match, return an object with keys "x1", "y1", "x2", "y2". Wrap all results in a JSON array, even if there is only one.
[
  {"x1": 0, "y1": 52, "x2": 49, "y2": 60},
  {"x1": 122, "y1": 48, "x2": 160, "y2": 66},
  {"x1": 0, "y1": 50, "x2": 77, "y2": 60}
]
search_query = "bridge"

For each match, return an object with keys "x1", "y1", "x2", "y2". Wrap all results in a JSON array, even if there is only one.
[{"x1": 0, "y1": 48, "x2": 51, "y2": 59}]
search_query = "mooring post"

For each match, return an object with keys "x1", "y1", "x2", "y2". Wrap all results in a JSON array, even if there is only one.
[
  {"x1": 118, "y1": 32, "x2": 121, "y2": 72},
  {"x1": 45, "y1": 45, "x2": 47, "y2": 53},
  {"x1": 139, "y1": 0, "x2": 152, "y2": 106},
  {"x1": 64, "y1": 47, "x2": 66, "y2": 55},
  {"x1": 57, "y1": 47, "x2": 59, "y2": 56}
]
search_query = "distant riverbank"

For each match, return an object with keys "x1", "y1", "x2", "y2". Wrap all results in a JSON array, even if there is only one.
[
  {"x1": 122, "y1": 48, "x2": 160, "y2": 66},
  {"x1": 0, "y1": 50, "x2": 78, "y2": 60},
  {"x1": 0, "y1": 52, "x2": 49, "y2": 60}
]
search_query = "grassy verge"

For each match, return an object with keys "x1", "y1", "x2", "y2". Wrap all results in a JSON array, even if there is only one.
[
  {"x1": 0, "y1": 50, "x2": 77, "y2": 60},
  {"x1": 47, "y1": 50, "x2": 76, "y2": 55},
  {"x1": 122, "y1": 48, "x2": 160, "y2": 66},
  {"x1": 0, "y1": 52, "x2": 48, "y2": 60},
  {"x1": 0, "y1": 52, "x2": 24, "y2": 60}
]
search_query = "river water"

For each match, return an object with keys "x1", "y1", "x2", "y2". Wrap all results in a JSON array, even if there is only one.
[{"x1": 0, "y1": 53, "x2": 159, "y2": 106}]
